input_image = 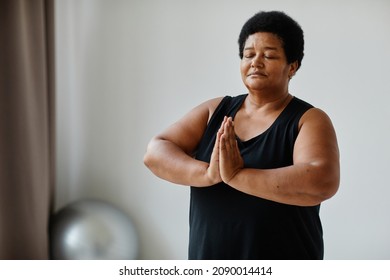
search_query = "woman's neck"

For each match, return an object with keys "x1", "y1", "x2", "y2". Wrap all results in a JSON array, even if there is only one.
[{"x1": 246, "y1": 91, "x2": 292, "y2": 112}]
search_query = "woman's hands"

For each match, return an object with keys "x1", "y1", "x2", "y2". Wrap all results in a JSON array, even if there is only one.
[
  {"x1": 205, "y1": 126, "x2": 222, "y2": 184},
  {"x1": 207, "y1": 116, "x2": 244, "y2": 185}
]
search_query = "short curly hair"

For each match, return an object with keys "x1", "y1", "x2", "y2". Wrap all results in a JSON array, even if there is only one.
[{"x1": 238, "y1": 11, "x2": 304, "y2": 69}]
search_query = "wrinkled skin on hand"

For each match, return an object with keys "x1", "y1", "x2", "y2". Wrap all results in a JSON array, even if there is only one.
[{"x1": 218, "y1": 117, "x2": 244, "y2": 184}]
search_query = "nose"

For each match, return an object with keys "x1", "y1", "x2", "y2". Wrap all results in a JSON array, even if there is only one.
[{"x1": 251, "y1": 55, "x2": 264, "y2": 68}]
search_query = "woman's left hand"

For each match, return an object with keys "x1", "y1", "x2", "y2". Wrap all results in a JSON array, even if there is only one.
[{"x1": 219, "y1": 117, "x2": 244, "y2": 184}]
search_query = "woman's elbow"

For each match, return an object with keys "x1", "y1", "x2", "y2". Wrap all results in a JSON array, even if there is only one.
[
  {"x1": 143, "y1": 152, "x2": 153, "y2": 169},
  {"x1": 143, "y1": 138, "x2": 159, "y2": 169},
  {"x1": 314, "y1": 165, "x2": 340, "y2": 203}
]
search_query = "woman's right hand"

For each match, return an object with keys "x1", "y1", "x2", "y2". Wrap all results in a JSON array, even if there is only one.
[{"x1": 205, "y1": 121, "x2": 224, "y2": 185}]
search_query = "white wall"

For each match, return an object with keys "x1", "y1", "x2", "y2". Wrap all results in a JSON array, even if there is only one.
[{"x1": 55, "y1": 0, "x2": 390, "y2": 259}]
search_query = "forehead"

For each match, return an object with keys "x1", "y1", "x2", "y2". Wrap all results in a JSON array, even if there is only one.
[{"x1": 244, "y1": 32, "x2": 283, "y2": 50}]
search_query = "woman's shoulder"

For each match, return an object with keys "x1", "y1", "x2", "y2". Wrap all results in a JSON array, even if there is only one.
[
  {"x1": 288, "y1": 97, "x2": 335, "y2": 131},
  {"x1": 291, "y1": 96, "x2": 314, "y2": 110},
  {"x1": 297, "y1": 102, "x2": 335, "y2": 133},
  {"x1": 204, "y1": 94, "x2": 247, "y2": 120},
  {"x1": 290, "y1": 96, "x2": 331, "y2": 121}
]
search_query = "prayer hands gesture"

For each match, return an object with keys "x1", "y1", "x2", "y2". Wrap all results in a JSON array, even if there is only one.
[{"x1": 207, "y1": 116, "x2": 244, "y2": 185}]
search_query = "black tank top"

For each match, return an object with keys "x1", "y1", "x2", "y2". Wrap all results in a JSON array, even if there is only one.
[{"x1": 189, "y1": 94, "x2": 323, "y2": 260}]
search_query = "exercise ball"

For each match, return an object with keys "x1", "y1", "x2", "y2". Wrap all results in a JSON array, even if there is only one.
[{"x1": 50, "y1": 199, "x2": 138, "y2": 260}]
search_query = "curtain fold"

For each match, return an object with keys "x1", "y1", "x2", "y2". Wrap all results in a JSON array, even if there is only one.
[{"x1": 0, "y1": 0, "x2": 55, "y2": 259}]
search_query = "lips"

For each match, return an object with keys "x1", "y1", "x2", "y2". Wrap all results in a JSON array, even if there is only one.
[{"x1": 248, "y1": 71, "x2": 267, "y2": 77}]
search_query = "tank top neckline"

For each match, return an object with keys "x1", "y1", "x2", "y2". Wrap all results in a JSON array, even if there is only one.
[{"x1": 231, "y1": 94, "x2": 297, "y2": 144}]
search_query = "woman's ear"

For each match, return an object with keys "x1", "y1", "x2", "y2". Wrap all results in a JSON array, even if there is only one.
[{"x1": 288, "y1": 61, "x2": 299, "y2": 79}]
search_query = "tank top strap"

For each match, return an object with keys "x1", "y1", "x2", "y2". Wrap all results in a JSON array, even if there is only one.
[{"x1": 208, "y1": 94, "x2": 246, "y2": 124}]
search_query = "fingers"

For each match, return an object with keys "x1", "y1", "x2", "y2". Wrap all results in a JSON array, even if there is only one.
[
  {"x1": 220, "y1": 117, "x2": 235, "y2": 151},
  {"x1": 206, "y1": 118, "x2": 226, "y2": 185},
  {"x1": 213, "y1": 122, "x2": 221, "y2": 154},
  {"x1": 207, "y1": 134, "x2": 222, "y2": 184},
  {"x1": 218, "y1": 116, "x2": 244, "y2": 183},
  {"x1": 205, "y1": 116, "x2": 240, "y2": 186},
  {"x1": 218, "y1": 116, "x2": 228, "y2": 136}
]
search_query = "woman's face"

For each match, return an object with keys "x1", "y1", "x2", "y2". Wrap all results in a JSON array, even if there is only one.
[{"x1": 240, "y1": 32, "x2": 297, "y2": 95}]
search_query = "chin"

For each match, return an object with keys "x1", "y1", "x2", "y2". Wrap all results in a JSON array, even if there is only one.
[{"x1": 245, "y1": 83, "x2": 267, "y2": 92}]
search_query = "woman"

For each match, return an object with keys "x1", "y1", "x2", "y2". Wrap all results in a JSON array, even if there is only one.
[{"x1": 144, "y1": 11, "x2": 340, "y2": 259}]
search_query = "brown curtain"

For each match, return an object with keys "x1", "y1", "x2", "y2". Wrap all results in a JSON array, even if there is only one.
[{"x1": 0, "y1": 0, "x2": 55, "y2": 259}]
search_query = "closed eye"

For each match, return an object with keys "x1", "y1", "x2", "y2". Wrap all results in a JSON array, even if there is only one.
[
  {"x1": 244, "y1": 53, "x2": 255, "y2": 59},
  {"x1": 264, "y1": 53, "x2": 279, "y2": 59}
]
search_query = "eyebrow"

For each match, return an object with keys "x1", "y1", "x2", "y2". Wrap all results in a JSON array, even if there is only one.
[{"x1": 244, "y1": 46, "x2": 279, "y2": 51}]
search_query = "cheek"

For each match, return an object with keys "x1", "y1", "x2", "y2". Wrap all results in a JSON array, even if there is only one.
[
  {"x1": 240, "y1": 61, "x2": 249, "y2": 77},
  {"x1": 280, "y1": 66, "x2": 292, "y2": 79},
  {"x1": 270, "y1": 64, "x2": 290, "y2": 78}
]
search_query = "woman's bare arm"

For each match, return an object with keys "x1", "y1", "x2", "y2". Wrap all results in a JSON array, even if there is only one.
[
  {"x1": 219, "y1": 108, "x2": 340, "y2": 206},
  {"x1": 143, "y1": 97, "x2": 223, "y2": 187}
]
